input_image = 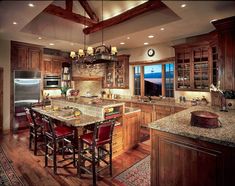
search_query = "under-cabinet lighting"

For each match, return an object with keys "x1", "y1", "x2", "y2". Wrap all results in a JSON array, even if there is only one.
[
  {"x1": 144, "y1": 42, "x2": 149, "y2": 45},
  {"x1": 148, "y1": 35, "x2": 154, "y2": 38}
]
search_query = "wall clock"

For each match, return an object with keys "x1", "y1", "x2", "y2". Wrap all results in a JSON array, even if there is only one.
[{"x1": 147, "y1": 49, "x2": 155, "y2": 57}]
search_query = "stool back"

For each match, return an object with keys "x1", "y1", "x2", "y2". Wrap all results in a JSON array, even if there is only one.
[
  {"x1": 25, "y1": 108, "x2": 33, "y2": 124},
  {"x1": 94, "y1": 120, "x2": 115, "y2": 144},
  {"x1": 42, "y1": 115, "x2": 55, "y2": 138}
]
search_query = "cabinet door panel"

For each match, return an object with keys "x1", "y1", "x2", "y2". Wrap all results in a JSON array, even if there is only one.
[
  {"x1": 52, "y1": 59, "x2": 61, "y2": 74},
  {"x1": 16, "y1": 46, "x2": 28, "y2": 69},
  {"x1": 29, "y1": 48, "x2": 42, "y2": 71},
  {"x1": 44, "y1": 59, "x2": 52, "y2": 74},
  {"x1": 152, "y1": 134, "x2": 223, "y2": 186}
]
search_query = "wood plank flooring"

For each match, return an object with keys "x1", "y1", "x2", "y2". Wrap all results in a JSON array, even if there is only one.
[{"x1": 0, "y1": 129, "x2": 150, "y2": 186}]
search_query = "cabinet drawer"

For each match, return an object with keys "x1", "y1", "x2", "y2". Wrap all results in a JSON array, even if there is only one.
[{"x1": 141, "y1": 104, "x2": 153, "y2": 111}]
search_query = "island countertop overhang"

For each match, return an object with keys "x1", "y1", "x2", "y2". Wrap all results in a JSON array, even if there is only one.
[{"x1": 149, "y1": 106, "x2": 235, "y2": 147}]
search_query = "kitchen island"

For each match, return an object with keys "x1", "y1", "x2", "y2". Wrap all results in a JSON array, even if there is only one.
[
  {"x1": 46, "y1": 98, "x2": 141, "y2": 157},
  {"x1": 149, "y1": 106, "x2": 235, "y2": 186}
]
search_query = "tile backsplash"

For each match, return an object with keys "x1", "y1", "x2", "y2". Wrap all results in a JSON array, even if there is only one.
[{"x1": 74, "y1": 81, "x2": 102, "y2": 96}]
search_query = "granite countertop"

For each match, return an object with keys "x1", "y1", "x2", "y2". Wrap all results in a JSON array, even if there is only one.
[
  {"x1": 52, "y1": 97, "x2": 125, "y2": 108},
  {"x1": 103, "y1": 98, "x2": 189, "y2": 108},
  {"x1": 149, "y1": 106, "x2": 235, "y2": 147},
  {"x1": 124, "y1": 107, "x2": 141, "y2": 115},
  {"x1": 32, "y1": 107, "x2": 103, "y2": 127}
]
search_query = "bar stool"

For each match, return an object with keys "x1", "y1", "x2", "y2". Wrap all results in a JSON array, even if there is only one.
[
  {"x1": 42, "y1": 115, "x2": 76, "y2": 174},
  {"x1": 77, "y1": 119, "x2": 115, "y2": 186},
  {"x1": 25, "y1": 108, "x2": 44, "y2": 155}
]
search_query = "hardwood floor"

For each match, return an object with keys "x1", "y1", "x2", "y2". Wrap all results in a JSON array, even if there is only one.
[{"x1": 0, "y1": 129, "x2": 150, "y2": 186}]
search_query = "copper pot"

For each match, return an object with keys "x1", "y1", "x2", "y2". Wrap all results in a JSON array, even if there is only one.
[{"x1": 190, "y1": 111, "x2": 221, "y2": 128}]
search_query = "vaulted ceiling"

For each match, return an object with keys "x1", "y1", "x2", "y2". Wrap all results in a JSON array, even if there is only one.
[{"x1": 0, "y1": 1, "x2": 235, "y2": 52}]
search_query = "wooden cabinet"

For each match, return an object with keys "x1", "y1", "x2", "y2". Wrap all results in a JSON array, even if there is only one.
[
  {"x1": 43, "y1": 55, "x2": 67, "y2": 75},
  {"x1": 154, "y1": 105, "x2": 172, "y2": 120},
  {"x1": 11, "y1": 41, "x2": 42, "y2": 71},
  {"x1": 112, "y1": 125, "x2": 123, "y2": 158},
  {"x1": 175, "y1": 43, "x2": 212, "y2": 91},
  {"x1": 123, "y1": 111, "x2": 141, "y2": 150},
  {"x1": 140, "y1": 104, "x2": 154, "y2": 127},
  {"x1": 151, "y1": 129, "x2": 235, "y2": 186},
  {"x1": 212, "y1": 17, "x2": 235, "y2": 90},
  {"x1": 103, "y1": 54, "x2": 130, "y2": 89}
]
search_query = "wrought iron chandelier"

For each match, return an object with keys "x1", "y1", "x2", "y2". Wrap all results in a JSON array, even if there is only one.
[{"x1": 70, "y1": 0, "x2": 117, "y2": 64}]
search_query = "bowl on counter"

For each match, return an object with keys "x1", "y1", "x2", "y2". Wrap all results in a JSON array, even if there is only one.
[{"x1": 190, "y1": 111, "x2": 221, "y2": 128}]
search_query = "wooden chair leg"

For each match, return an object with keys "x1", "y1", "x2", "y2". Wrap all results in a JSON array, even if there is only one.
[
  {"x1": 53, "y1": 141, "x2": 57, "y2": 174},
  {"x1": 34, "y1": 135, "x2": 37, "y2": 155},
  {"x1": 45, "y1": 137, "x2": 48, "y2": 167},
  {"x1": 109, "y1": 143, "x2": 112, "y2": 177},
  {"x1": 92, "y1": 146, "x2": 96, "y2": 186},
  {"x1": 77, "y1": 140, "x2": 82, "y2": 178}
]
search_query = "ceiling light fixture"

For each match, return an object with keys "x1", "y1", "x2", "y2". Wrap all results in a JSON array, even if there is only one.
[
  {"x1": 127, "y1": 37, "x2": 130, "y2": 40},
  {"x1": 181, "y1": 4, "x2": 186, "y2": 8},
  {"x1": 70, "y1": 0, "x2": 117, "y2": 65},
  {"x1": 38, "y1": 37, "x2": 42, "y2": 40},
  {"x1": 160, "y1": 28, "x2": 165, "y2": 31},
  {"x1": 144, "y1": 42, "x2": 149, "y2": 45},
  {"x1": 148, "y1": 35, "x2": 154, "y2": 38},
  {"x1": 13, "y1": 21, "x2": 18, "y2": 25},
  {"x1": 28, "y1": 3, "x2": 35, "y2": 7},
  {"x1": 49, "y1": 43, "x2": 54, "y2": 46},
  {"x1": 120, "y1": 42, "x2": 125, "y2": 45}
]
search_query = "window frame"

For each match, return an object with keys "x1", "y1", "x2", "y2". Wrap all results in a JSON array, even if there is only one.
[{"x1": 132, "y1": 61, "x2": 175, "y2": 98}]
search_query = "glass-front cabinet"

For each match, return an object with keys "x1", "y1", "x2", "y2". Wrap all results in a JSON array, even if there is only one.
[{"x1": 174, "y1": 43, "x2": 213, "y2": 92}]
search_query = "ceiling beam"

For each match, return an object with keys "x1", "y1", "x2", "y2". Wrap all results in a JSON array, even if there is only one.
[
  {"x1": 44, "y1": 4, "x2": 96, "y2": 27},
  {"x1": 83, "y1": 0, "x2": 167, "y2": 35},
  {"x1": 66, "y1": 0, "x2": 73, "y2": 12},
  {"x1": 78, "y1": 0, "x2": 99, "y2": 22}
]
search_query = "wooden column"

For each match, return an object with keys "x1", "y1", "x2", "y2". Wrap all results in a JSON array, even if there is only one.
[
  {"x1": 161, "y1": 64, "x2": 165, "y2": 96},
  {"x1": 0, "y1": 68, "x2": 3, "y2": 132},
  {"x1": 140, "y1": 66, "x2": 145, "y2": 97}
]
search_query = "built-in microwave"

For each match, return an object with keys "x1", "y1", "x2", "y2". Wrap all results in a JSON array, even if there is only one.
[{"x1": 43, "y1": 75, "x2": 61, "y2": 88}]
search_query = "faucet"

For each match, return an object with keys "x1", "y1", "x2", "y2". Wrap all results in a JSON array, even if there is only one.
[{"x1": 148, "y1": 96, "x2": 152, "y2": 102}]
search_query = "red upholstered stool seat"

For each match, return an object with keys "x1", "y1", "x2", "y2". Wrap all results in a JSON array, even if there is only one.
[{"x1": 54, "y1": 126, "x2": 74, "y2": 137}]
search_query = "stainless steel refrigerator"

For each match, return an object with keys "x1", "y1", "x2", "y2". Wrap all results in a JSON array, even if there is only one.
[{"x1": 14, "y1": 71, "x2": 41, "y2": 129}]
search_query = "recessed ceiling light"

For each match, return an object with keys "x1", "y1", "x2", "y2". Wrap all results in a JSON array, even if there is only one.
[
  {"x1": 70, "y1": 43, "x2": 74, "y2": 46},
  {"x1": 127, "y1": 37, "x2": 130, "y2": 40},
  {"x1": 49, "y1": 43, "x2": 54, "y2": 46},
  {"x1": 28, "y1": 3, "x2": 35, "y2": 7},
  {"x1": 181, "y1": 4, "x2": 186, "y2": 8},
  {"x1": 120, "y1": 42, "x2": 125, "y2": 45},
  {"x1": 13, "y1": 21, "x2": 18, "y2": 25},
  {"x1": 148, "y1": 35, "x2": 154, "y2": 38},
  {"x1": 38, "y1": 37, "x2": 42, "y2": 40},
  {"x1": 144, "y1": 42, "x2": 149, "y2": 45},
  {"x1": 160, "y1": 28, "x2": 165, "y2": 31},
  {"x1": 210, "y1": 19, "x2": 217, "y2": 23}
]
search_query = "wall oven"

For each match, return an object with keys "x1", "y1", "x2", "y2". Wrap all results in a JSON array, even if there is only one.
[{"x1": 43, "y1": 75, "x2": 61, "y2": 88}]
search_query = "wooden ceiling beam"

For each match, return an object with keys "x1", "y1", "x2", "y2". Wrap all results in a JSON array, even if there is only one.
[
  {"x1": 44, "y1": 4, "x2": 96, "y2": 27},
  {"x1": 66, "y1": 0, "x2": 73, "y2": 12},
  {"x1": 83, "y1": 0, "x2": 167, "y2": 35},
  {"x1": 78, "y1": 0, "x2": 99, "y2": 22}
]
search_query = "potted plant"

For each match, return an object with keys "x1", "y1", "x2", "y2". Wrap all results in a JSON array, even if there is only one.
[{"x1": 61, "y1": 86, "x2": 69, "y2": 98}]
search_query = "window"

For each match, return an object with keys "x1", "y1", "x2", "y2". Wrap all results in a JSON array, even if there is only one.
[
  {"x1": 134, "y1": 66, "x2": 141, "y2": 95},
  {"x1": 144, "y1": 65, "x2": 162, "y2": 96},
  {"x1": 133, "y1": 62, "x2": 174, "y2": 97},
  {"x1": 165, "y1": 63, "x2": 174, "y2": 97}
]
